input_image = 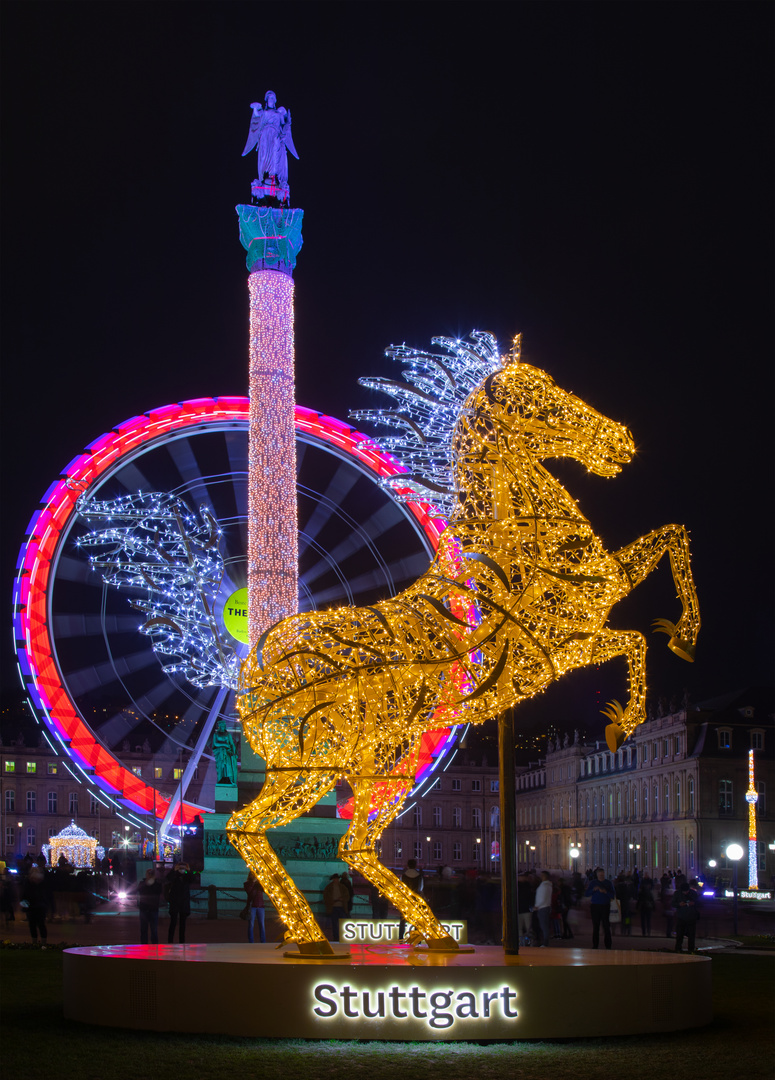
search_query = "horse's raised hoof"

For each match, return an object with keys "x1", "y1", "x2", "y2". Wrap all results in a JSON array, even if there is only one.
[
  {"x1": 668, "y1": 636, "x2": 695, "y2": 663},
  {"x1": 605, "y1": 723, "x2": 626, "y2": 752}
]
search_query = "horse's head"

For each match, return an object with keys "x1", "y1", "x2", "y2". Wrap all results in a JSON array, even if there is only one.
[{"x1": 475, "y1": 359, "x2": 634, "y2": 477}]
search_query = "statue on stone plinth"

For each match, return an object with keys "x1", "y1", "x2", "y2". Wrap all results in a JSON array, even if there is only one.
[
  {"x1": 242, "y1": 91, "x2": 298, "y2": 204},
  {"x1": 212, "y1": 719, "x2": 238, "y2": 785}
]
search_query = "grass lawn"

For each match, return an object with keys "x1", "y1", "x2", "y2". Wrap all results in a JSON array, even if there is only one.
[{"x1": 2, "y1": 950, "x2": 773, "y2": 1080}]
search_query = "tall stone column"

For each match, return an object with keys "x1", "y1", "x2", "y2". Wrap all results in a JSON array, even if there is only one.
[{"x1": 236, "y1": 205, "x2": 304, "y2": 645}]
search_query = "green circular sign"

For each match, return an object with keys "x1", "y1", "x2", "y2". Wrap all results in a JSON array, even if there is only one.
[{"x1": 223, "y1": 588, "x2": 249, "y2": 644}]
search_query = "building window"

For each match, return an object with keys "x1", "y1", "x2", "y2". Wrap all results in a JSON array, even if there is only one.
[
  {"x1": 756, "y1": 840, "x2": 766, "y2": 871},
  {"x1": 154, "y1": 767, "x2": 163, "y2": 780},
  {"x1": 585, "y1": 795, "x2": 590, "y2": 822},
  {"x1": 617, "y1": 789, "x2": 621, "y2": 819},
  {"x1": 490, "y1": 779, "x2": 499, "y2": 792},
  {"x1": 452, "y1": 806, "x2": 462, "y2": 828},
  {"x1": 490, "y1": 806, "x2": 500, "y2": 829},
  {"x1": 717, "y1": 729, "x2": 731, "y2": 749},
  {"x1": 593, "y1": 794, "x2": 598, "y2": 820},
  {"x1": 643, "y1": 783, "x2": 648, "y2": 815},
  {"x1": 664, "y1": 838, "x2": 670, "y2": 867},
  {"x1": 675, "y1": 780, "x2": 681, "y2": 813},
  {"x1": 47, "y1": 763, "x2": 57, "y2": 775},
  {"x1": 757, "y1": 781, "x2": 766, "y2": 812},
  {"x1": 472, "y1": 807, "x2": 482, "y2": 828},
  {"x1": 394, "y1": 840, "x2": 402, "y2": 859},
  {"x1": 432, "y1": 841, "x2": 442, "y2": 861},
  {"x1": 6, "y1": 827, "x2": 15, "y2": 849},
  {"x1": 653, "y1": 838, "x2": 659, "y2": 868},
  {"x1": 663, "y1": 739, "x2": 669, "y2": 758},
  {"x1": 664, "y1": 782, "x2": 669, "y2": 815},
  {"x1": 412, "y1": 806, "x2": 422, "y2": 827},
  {"x1": 26, "y1": 791, "x2": 36, "y2": 813},
  {"x1": 719, "y1": 779, "x2": 733, "y2": 815},
  {"x1": 432, "y1": 805, "x2": 442, "y2": 827},
  {"x1": 653, "y1": 743, "x2": 658, "y2": 760},
  {"x1": 131, "y1": 766, "x2": 142, "y2": 777},
  {"x1": 616, "y1": 837, "x2": 621, "y2": 868},
  {"x1": 173, "y1": 768, "x2": 183, "y2": 780},
  {"x1": 26, "y1": 827, "x2": 36, "y2": 849},
  {"x1": 432, "y1": 777, "x2": 442, "y2": 791},
  {"x1": 48, "y1": 826, "x2": 57, "y2": 839},
  {"x1": 751, "y1": 730, "x2": 764, "y2": 750},
  {"x1": 689, "y1": 836, "x2": 695, "y2": 869},
  {"x1": 453, "y1": 841, "x2": 462, "y2": 861},
  {"x1": 471, "y1": 779, "x2": 481, "y2": 792},
  {"x1": 608, "y1": 792, "x2": 613, "y2": 820},
  {"x1": 26, "y1": 762, "x2": 37, "y2": 774},
  {"x1": 413, "y1": 841, "x2": 422, "y2": 861},
  {"x1": 89, "y1": 795, "x2": 99, "y2": 815},
  {"x1": 633, "y1": 785, "x2": 637, "y2": 818},
  {"x1": 5, "y1": 790, "x2": 15, "y2": 812},
  {"x1": 675, "y1": 735, "x2": 681, "y2": 755},
  {"x1": 689, "y1": 777, "x2": 695, "y2": 813},
  {"x1": 4, "y1": 761, "x2": 15, "y2": 773},
  {"x1": 69, "y1": 793, "x2": 78, "y2": 815},
  {"x1": 48, "y1": 791, "x2": 58, "y2": 814},
  {"x1": 451, "y1": 779, "x2": 461, "y2": 792},
  {"x1": 653, "y1": 782, "x2": 659, "y2": 814}
]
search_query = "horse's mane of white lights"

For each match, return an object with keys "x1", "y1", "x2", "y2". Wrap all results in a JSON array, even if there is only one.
[{"x1": 351, "y1": 331, "x2": 501, "y2": 519}]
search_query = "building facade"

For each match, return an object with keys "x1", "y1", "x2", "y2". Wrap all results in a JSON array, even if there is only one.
[
  {"x1": 513, "y1": 688, "x2": 774, "y2": 884},
  {"x1": 0, "y1": 736, "x2": 206, "y2": 865}
]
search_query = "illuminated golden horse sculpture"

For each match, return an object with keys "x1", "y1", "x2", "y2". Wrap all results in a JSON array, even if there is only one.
[{"x1": 228, "y1": 341, "x2": 699, "y2": 954}]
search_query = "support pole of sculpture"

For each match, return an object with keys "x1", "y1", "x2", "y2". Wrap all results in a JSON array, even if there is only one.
[
  {"x1": 499, "y1": 708, "x2": 519, "y2": 954},
  {"x1": 237, "y1": 91, "x2": 303, "y2": 647}
]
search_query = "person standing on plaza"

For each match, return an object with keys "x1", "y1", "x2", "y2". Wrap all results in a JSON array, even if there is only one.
[
  {"x1": 637, "y1": 876, "x2": 655, "y2": 937},
  {"x1": 21, "y1": 866, "x2": 48, "y2": 944},
  {"x1": 532, "y1": 871, "x2": 553, "y2": 947},
  {"x1": 166, "y1": 862, "x2": 192, "y2": 944},
  {"x1": 397, "y1": 859, "x2": 424, "y2": 940},
  {"x1": 323, "y1": 873, "x2": 347, "y2": 942},
  {"x1": 339, "y1": 871, "x2": 354, "y2": 914},
  {"x1": 136, "y1": 867, "x2": 162, "y2": 945},
  {"x1": 585, "y1": 867, "x2": 616, "y2": 949},
  {"x1": 673, "y1": 880, "x2": 700, "y2": 953},
  {"x1": 243, "y1": 870, "x2": 266, "y2": 943}
]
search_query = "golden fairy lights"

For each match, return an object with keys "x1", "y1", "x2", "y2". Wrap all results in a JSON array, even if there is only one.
[
  {"x1": 229, "y1": 333, "x2": 700, "y2": 955},
  {"x1": 248, "y1": 271, "x2": 299, "y2": 647}
]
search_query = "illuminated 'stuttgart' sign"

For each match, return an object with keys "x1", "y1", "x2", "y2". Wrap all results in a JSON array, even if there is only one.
[
  {"x1": 340, "y1": 918, "x2": 467, "y2": 943},
  {"x1": 313, "y1": 982, "x2": 518, "y2": 1030}
]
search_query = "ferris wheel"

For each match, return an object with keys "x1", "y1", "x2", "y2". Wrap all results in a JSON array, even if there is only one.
[{"x1": 12, "y1": 397, "x2": 459, "y2": 832}]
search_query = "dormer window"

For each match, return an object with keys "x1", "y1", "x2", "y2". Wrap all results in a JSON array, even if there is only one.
[
  {"x1": 717, "y1": 729, "x2": 731, "y2": 749},
  {"x1": 751, "y1": 730, "x2": 764, "y2": 750}
]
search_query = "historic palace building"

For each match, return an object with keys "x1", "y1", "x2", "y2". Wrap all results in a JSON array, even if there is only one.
[{"x1": 513, "y1": 687, "x2": 773, "y2": 882}]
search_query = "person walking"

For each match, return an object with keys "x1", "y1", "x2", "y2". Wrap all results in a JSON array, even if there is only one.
[
  {"x1": 532, "y1": 871, "x2": 553, "y2": 947},
  {"x1": 637, "y1": 877, "x2": 655, "y2": 937},
  {"x1": 585, "y1": 867, "x2": 616, "y2": 949},
  {"x1": 244, "y1": 871, "x2": 266, "y2": 943},
  {"x1": 21, "y1": 867, "x2": 48, "y2": 944},
  {"x1": 136, "y1": 868, "x2": 163, "y2": 944}
]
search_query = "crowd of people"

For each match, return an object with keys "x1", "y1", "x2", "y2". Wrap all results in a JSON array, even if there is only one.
[{"x1": 515, "y1": 866, "x2": 702, "y2": 952}]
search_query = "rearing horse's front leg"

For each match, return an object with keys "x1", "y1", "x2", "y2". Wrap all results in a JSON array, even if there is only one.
[
  {"x1": 613, "y1": 524, "x2": 700, "y2": 660},
  {"x1": 591, "y1": 629, "x2": 647, "y2": 751}
]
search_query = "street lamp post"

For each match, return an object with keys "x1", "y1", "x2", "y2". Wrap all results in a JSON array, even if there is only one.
[{"x1": 726, "y1": 843, "x2": 744, "y2": 936}]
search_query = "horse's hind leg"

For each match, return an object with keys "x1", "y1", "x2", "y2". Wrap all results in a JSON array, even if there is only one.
[
  {"x1": 613, "y1": 525, "x2": 700, "y2": 660},
  {"x1": 339, "y1": 777, "x2": 460, "y2": 951},
  {"x1": 227, "y1": 768, "x2": 337, "y2": 955}
]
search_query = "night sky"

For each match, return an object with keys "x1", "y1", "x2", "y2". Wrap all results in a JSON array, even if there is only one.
[{"x1": 1, "y1": 2, "x2": 772, "y2": 740}]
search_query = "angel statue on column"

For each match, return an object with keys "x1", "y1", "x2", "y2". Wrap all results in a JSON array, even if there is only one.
[{"x1": 242, "y1": 91, "x2": 299, "y2": 204}]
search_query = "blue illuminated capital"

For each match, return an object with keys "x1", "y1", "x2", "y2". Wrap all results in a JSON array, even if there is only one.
[{"x1": 236, "y1": 205, "x2": 304, "y2": 275}]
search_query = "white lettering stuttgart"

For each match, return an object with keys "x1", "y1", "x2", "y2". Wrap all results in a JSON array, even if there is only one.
[{"x1": 312, "y1": 983, "x2": 518, "y2": 1029}]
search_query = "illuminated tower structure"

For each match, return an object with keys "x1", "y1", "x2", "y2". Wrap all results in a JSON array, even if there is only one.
[{"x1": 746, "y1": 749, "x2": 759, "y2": 890}]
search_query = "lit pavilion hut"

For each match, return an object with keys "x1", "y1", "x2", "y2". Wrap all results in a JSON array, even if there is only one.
[{"x1": 43, "y1": 821, "x2": 103, "y2": 868}]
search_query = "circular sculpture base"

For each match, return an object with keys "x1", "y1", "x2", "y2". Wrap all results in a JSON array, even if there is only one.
[{"x1": 63, "y1": 943, "x2": 711, "y2": 1041}]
